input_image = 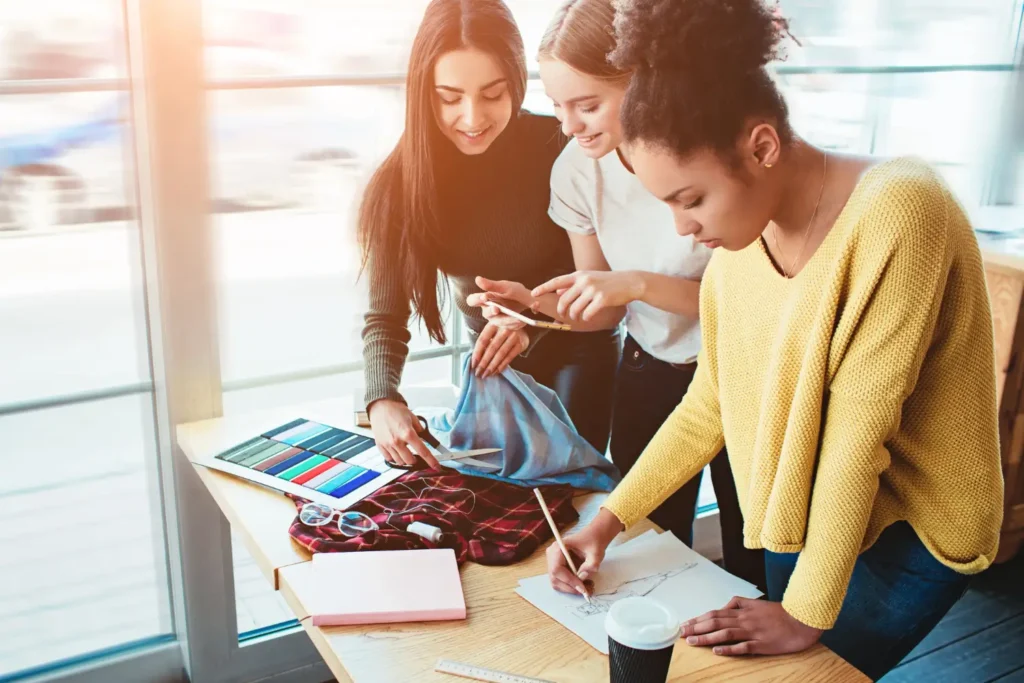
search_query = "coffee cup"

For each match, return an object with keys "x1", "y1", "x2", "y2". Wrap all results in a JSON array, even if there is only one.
[{"x1": 605, "y1": 596, "x2": 680, "y2": 683}]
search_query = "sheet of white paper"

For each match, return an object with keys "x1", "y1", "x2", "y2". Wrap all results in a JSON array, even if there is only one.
[
  {"x1": 608, "y1": 529, "x2": 661, "y2": 551},
  {"x1": 516, "y1": 529, "x2": 664, "y2": 591},
  {"x1": 516, "y1": 531, "x2": 762, "y2": 654}
]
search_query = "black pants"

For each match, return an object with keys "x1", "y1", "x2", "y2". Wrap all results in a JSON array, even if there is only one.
[
  {"x1": 512, "y1": 328, "x2": 620, "y2": 455},
  {"x1": 610, "y1": 335, "x2": 766, "y2": 591}
]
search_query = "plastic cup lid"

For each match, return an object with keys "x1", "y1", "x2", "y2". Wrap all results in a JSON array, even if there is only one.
[{"x1": 605, "y1": 597, "x2": 680, "y2": 651}]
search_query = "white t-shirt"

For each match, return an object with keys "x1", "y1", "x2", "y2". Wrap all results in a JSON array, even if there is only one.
[{"x1": 548, "y1": 140, "x2": 712, "y2": 364}]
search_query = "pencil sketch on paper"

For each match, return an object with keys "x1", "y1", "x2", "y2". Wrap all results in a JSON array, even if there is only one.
[{"x1": 568, "y1": 563, "x2": 698, "y2": 618}]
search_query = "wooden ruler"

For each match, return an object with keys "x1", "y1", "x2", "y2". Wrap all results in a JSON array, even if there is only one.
[{"x1": 434, "y1": 659, "x2": 555, "y2": 683}]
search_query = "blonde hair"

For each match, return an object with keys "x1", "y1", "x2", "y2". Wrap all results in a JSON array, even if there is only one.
[{"x1": 538, "y1": 0, "x2": 631, "y2": 82}]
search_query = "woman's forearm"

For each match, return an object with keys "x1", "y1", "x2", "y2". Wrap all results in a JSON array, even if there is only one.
[{"x1": 633, "y1": 271, "x2": 701, "y2": 319}]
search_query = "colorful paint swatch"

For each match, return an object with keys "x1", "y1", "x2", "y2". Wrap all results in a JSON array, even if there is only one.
[
  {"x1": 293, "y1": 458, "x2": 341, "y2": 485},
  {"x1": 306, "y1": 461, "x2": 349, "y2": 489},
  {"x1": 321, "y1": 436, "x2": 362, "y2": 457},
  {"x1": 218, "y1": 436, "x2": 265, "y2": 462},
  {"x1": 328, "y1": 470, "x2": 380, "y2": 498},
  {"x1": 294, "y1": 429, "x2": 338, "y2": 451},
  {"x1": 279, "y1": 454, "x2": 329, "y2": 481},
  {"x1": 306, "y1": 431, "x2": 350, "y2": 453},
  {"x1": 212, "y1": 419, "x2": 396, "y2": 501},
  {"x1": 222, "y1": 438, "x2": 275, "y2": 464},
  {"x1": 253, "y1": 447, "x2": 303, "y2": 472},
  {"x1": 330, "y1": 438, "x2": 376, "y2": 461},
  {"x1": 265, "y1": 450, "x2": 315, "y2": 476},
  {"x1": 238, "y1": 442, "x2": 292, "y2": 468},
  {"x1": 316, "y1": 465, "x2": 364, "y2": 493}
]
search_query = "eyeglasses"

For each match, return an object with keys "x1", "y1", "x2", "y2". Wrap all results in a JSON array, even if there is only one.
[
  {"x1": 299, "y1": 502, "x2": 379, "y2": 536},
  {"x1": 298, "y1": 481, "x2": 477, "y2": 538}
]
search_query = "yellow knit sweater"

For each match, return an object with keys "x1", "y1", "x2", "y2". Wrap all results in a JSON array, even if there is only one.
[{"x1": 604, "y1": 158, "x2": 1004, "y2": 630}]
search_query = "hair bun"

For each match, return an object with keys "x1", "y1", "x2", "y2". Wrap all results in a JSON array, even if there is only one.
[{"x1": 610, "y1": 0, "x2": 790, "y2": 77}]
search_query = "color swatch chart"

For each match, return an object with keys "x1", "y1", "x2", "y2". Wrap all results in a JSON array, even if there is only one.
[{"x1": 202, "y1": 418, "x2": 403, "y2": 510}]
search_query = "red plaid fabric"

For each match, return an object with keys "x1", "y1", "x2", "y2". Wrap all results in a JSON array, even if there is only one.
[{"x1": 288, "y1": 469, "x2": 578, "y2": 565}]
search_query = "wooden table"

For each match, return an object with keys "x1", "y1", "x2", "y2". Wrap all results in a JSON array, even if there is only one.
[{"x1": 178, "y1": 398, "x2": 868, "y2": 683}]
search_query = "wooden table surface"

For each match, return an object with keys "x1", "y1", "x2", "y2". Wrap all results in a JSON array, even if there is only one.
[{"x1": 178, "y1": 399, "x2": 868, "y2": 683}]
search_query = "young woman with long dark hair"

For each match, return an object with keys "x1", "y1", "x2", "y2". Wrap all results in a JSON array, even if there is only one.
[{"x1": 359, "y1": 0, "x2": 619, "y2": 468}]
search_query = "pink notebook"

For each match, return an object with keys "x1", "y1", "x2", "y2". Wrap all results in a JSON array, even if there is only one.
[{"x1": 310, "y1": 549, "x2": 466, "y2": 627}]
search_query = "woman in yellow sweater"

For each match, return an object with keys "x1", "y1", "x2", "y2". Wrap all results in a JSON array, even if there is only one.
[{"x1": 545, "y1": 0, "x2": 1005, "y2": 678}]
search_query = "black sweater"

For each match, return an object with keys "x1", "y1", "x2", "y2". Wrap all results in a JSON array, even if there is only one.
[{"x1": 361, "y1": 111, "x2": 574, "y2": 406}]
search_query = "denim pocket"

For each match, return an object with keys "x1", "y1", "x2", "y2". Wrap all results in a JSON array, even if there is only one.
[{"x1": 621, "y1": 338, "x2": 648, "y2": 373}]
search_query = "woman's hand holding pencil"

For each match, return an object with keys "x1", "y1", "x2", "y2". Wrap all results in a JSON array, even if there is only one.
[{"x1": 538, "y1": 492, "x2": 625, "y2": 599}]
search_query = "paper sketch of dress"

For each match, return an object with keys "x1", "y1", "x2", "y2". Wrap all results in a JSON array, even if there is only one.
[{"x1": 569, "y1": 562, "x2": 698, "y2": 618}]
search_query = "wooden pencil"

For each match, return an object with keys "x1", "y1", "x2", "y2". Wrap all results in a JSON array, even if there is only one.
[{"x1": 533, "y1": 488, "x2": 591, "y2": 603}]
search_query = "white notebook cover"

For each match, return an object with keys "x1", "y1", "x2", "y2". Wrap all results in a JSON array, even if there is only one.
[{"x1": 310, "y1": 549, "x2": 466, "y2": 626}]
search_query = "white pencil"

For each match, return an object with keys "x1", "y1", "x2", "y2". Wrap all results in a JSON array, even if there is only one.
[
  {"x1": 533, "y1": 488, "x2": 591, "y2": 603},
  {"x1": 487, "y1": 301, "x2": 572, "y2": 332}
]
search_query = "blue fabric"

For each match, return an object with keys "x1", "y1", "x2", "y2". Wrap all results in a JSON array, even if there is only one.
[
  {"x1": 427, "y1": 355, "x2": 621, "y2": 491},
  {"x1": 765, "y1": 521, "x2": 970, "y2": 681}
]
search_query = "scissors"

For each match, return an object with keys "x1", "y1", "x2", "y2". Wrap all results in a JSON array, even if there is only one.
[{"x1": 386, "y1": 416, "x2": 502, "y2": 471}]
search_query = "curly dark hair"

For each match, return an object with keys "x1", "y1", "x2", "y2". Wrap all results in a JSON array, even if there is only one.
[{"x1": 610, "y1": 0, "x2": 794, "y2": 160}]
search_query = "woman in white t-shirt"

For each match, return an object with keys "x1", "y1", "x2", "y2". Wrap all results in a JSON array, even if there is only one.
[{"x1": 469, "y1": 0, "x2": 764, "y2": 588}]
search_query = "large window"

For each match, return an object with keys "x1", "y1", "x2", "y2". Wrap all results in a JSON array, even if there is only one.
[
  {"x1": 0, "y1": 1, "x2": 173, "y2": 679},
  {"x1": 202, "y1": 1, "x2": 462, "y2": 419},
  {"x1": 1, "y1": 1, "x2": 1021, "y2": 682},
  {"x1": 777, "y1": 0, "x2": 1024, "y2": 205}
]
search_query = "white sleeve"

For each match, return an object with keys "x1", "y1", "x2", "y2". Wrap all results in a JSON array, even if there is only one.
[{"x1": 547, "y1": 148, "x2": 596, "y2": 236}]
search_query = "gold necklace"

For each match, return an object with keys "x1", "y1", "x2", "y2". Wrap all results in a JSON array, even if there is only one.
[{"x1": 772, "y1": 152, "x2": 828, "y2": 278}]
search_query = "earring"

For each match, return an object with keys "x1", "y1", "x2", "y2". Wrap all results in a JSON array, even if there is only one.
[{"x1": 765, "y1": 163, "x2": 774, "y2": 169}]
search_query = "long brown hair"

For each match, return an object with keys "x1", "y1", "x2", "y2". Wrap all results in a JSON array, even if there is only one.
[
  {"x1": 357, "y1": 0, "x2": 527, "y2": 345},
  {"x1": 538, "y1": 0, "x2": 630, "y2": 83}
]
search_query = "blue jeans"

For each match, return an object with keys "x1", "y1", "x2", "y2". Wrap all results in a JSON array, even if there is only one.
[{"x1": 765, "y1": 521, "x2": 970, "y2": 681}]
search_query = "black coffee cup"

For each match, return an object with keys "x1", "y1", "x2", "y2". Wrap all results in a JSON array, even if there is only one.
[{"x1": 605, "y1": 597, "x2": 680, "y2": 683}]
